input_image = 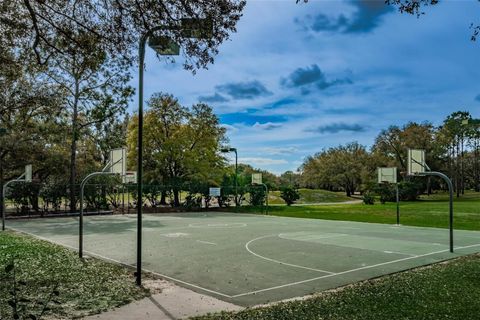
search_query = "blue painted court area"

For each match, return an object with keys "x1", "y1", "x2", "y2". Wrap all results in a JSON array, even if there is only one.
[{"x1": 6, "y1": 212, "x2": 480, "y2": 306}]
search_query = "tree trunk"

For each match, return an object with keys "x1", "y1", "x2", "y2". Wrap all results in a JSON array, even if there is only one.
[
  {"x1": 173, "y1": 189, "x2": 180, "y2": 207},
  {"x1": 69, "y1": 82, "x2": 80, "y2": 213},
  {"x1": 160, "y1": 191, "x2": 167, "y2": 205}
]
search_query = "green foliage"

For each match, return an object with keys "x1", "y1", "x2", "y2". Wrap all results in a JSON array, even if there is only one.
[
  {"x1": 2, "y1": 260, "x2": 59, "y2": 320},
  {"x1": 280, "y1": 187, "x2": 300, "y2": 206},
  {"x1": 249, "y1": 186, "x2": 266, "y2": 206},
  {"x1": 126, "y1": 93, "x2": 226, "y2": 207},
  {"x1": 363, "y1": 191, "x2": 375, "y2": 205},
  {"x1": 39, "y1": 180, "x2": 67, "y2": 212},
  {"x1": 398, "y1": 180, "x2": 423, "y2": 201},
  {"x1": 0, "y1": 232, "x2": 149, "y2": 319}
]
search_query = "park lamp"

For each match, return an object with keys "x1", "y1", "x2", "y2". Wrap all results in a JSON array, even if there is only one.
[
  {"x1": 135, "y1": 17, "x2": 214, "y2": 286},
  {"x1": 220, "y1": 147, "x2": 236, "y2": 153}
]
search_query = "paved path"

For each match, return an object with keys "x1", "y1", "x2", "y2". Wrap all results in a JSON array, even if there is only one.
[{"x1": 83, "y1": 280, "x2": 242, "y2": 320}]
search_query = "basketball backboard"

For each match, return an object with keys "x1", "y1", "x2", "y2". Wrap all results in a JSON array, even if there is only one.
[
  {"x1": 25, "y1": 164, "x2": 32, "y2": 182},
  {"x1": 252, "y1": 173, "x2": 262, "y2": 185},
  {"x1": 109, "y1": 148, "x2": 126, "y2": 175},
  {"x1": 378, "y1": 167, "x2": 397, "y2": 184},
  {"x1": 407, "y1": 149, "x2": 426, "y2": 175}
]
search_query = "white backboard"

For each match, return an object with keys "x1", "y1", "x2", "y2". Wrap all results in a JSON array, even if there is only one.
[
  {"x1": 209, "y1": 187, "x2": 221, "y2": 197},
  {"x1": 110, "y1": 148, "x2": 126, "y2": 175},
  {"x1": 25, "y1": 164, "x2": 32, "y2": 182},
  {"x1": 408, "y1": 149, "x2": 426, "y2": 175},
  {"x1": 252, "y1": 173, "x2": 262, "y2": 185},
  {"x1": 123, "y1": 171, "x2": 137, "y2": 184},
  {"x1": 378, "y1": 167, "x2": 397, "y2": 184}
]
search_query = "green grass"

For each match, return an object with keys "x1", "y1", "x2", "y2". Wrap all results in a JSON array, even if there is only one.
[
  {"x1": 0, "y1": 231, "x2": 150, "y2": 319},
  {"x1": 269, "y1": 189, "x2": 352, "y2": 205},
  {"x1": 191, "y1": 253, "x2": 480, "y2": 320},
  {"x1": 237, "y1": 191, "x2": 480, "y2": 231}
]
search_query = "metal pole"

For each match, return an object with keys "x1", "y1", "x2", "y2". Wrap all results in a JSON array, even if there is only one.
[
  {"x1": 137, "y1": 31, "x2": 149, "y2": 286},
  {"x1": 396, "y1": 183, "x2": 400, "y2": 225},
  {"x1": 261, "y1": 183, "x2": 269, "y2": 215},
  {"x1": 79, "y1": 171, "x2": 115, "y2": 258},
  {"x1": 80, "y1": 181, "x2": 84, "y2": 258},
  {"x1": 2, "y1": 174, "x2": 25, "y2": 231},
  {"x1": 422, "y1": 171, "x2": 454, "y2": 253},
  {"x1": 234, "y1": 149, "x2": 238, "y2": 208}
]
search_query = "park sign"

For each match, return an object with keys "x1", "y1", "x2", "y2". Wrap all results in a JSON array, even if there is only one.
[{"x1": 209, "y1": 187, "x2": 221, "y2": 197}]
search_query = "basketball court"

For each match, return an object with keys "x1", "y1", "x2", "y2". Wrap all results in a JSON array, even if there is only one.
[{"x1": 6, "y1": 212, "x2": 480, "y2": 306}]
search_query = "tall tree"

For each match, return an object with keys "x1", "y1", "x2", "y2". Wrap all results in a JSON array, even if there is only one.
[
  {"x1": 126, "y1": 93, "x2": 226, "y2": 206},
  {"x1": 45, "y1": 31, "x2": 133, "y2": 212}
]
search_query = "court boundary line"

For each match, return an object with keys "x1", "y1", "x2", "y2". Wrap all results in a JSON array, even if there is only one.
[
  {"x1": 6, "y1": 225, "x2": 480, "y2": 301},
  {"x1": 232, "y1": 242, "x2": 480, "y2": 298},
  {"x1": 246, "y1": 235, "x2": 336, "y2": 274},
  {"x1": 6, "y1": 226, "x2": 235, "y2": 298}
]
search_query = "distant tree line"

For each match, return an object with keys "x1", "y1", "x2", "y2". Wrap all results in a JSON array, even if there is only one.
[{"x1": 299, "y1": 111, "x2": 480, "y2": 198}]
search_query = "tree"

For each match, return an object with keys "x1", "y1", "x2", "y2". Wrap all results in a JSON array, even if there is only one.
[
  {"x1": 437, "y1": 111, "x2": 472, "y2": 197},
  {"x1": 45, "y1": 30, "x2": 133, "y2": 212},
  {"x1": 126, "y1": 93, "x2": 226, "y2": 206},
  {"x1": 0, "y1": 1, "x2": 246, "y2": 70},
  {"x1": 280, "y1": 187, "x2": 300, "y2": 206},
  {"x1": 300, "y1": 142, "x2": 370, "y2": 196}
]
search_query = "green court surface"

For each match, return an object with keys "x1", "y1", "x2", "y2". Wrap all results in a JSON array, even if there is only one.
[{"x1": 6, "y1": 212, "x2": 480, "y2": 306}]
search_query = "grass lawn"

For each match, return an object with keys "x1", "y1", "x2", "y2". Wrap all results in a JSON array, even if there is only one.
[
  {"x1": 0, "y1": 231, "x2": 150, "y2": 319},
  {"x1": 191, "y1": 253, "x2": 480, "y2": 320},
  {"x1": 269, "y1": 189, "x2": 351, "y2": 205},
  {"x1": 237, "y1": 191, "x2": 480, "y2": 231}
]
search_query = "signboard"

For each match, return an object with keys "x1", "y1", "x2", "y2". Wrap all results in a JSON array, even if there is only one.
[
  {"x1": 407, "y1": 149, "x2": 426, "y2": 175},
  {"x1": 378, "y1": 167, "x2": 397, "y2": 184},
  {"x1": 252, "y1": 173, "x2": 262, "y2": 185},
  {"x1": 209, "y1": 187, "x2": 221, "y2": 197},
  {"x1": 123, "y1": 171, "x2": 137, "y2": 184}
]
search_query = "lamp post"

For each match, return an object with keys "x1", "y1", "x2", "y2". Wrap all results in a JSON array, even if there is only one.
[
  {"x1": 221, "y1": 147, "x2": 238, "y2": 207},
  {"x1": 136, "y1": 19, "x2": 212, "y2": 286}
]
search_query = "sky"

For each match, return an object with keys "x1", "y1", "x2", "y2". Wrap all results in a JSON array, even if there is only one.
[{"x1": 129, "y1": 0, "x2": 480, "y2": 175}]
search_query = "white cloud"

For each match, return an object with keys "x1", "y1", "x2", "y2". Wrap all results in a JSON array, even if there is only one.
[
  {"x1": 252, "y1": 122, "x2": 282, "y2": 130},
  {"x1": 259, "y1": 146, "x2": 299, "y2": 155},
  {"x1": 239, "y1": 157, "x2": 288, "y2": 166}
]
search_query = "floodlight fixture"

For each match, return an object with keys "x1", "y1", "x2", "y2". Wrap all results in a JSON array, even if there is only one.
[{"x1": 148, "y1": 36, "x2": 180, "y2": 56}]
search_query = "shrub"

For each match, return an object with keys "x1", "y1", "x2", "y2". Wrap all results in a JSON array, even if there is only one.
[
  {"x1": 280, "y1": 187, "x2": 300, "y2": 206},
  {"x1": 249, "y1": 186, "x2": 266, "y2": 206},
  {"x1": 363, "y1": 192, "x2": 375, "y2": 205}
]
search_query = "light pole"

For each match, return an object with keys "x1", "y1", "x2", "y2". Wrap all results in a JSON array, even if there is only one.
[
  {"x1": 136, "y1": 19, "x2": 212, "y2": 286},
  {"x1": 221, "y1": 147, "x2": 238, "y2": 207}
]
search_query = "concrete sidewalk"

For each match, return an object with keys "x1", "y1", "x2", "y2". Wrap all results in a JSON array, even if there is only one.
[{"x1": 83, "y1": 280, "x2": 242, "y2": 320}]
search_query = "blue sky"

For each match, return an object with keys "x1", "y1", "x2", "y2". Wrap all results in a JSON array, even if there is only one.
[{"x1": 130, "y1": 0, "x2": 480, "y2": 175}]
